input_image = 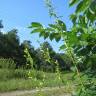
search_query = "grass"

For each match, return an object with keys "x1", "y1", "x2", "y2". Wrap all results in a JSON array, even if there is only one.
[
  {"x1": 0, "y1": 78, "x2": 67, "y2": 92},
  {"x1": 0, "y1": 63, "x2": 86, "y2": 96},
  {"x1": 0, "y1": 69, "x2": 73, "y2": 92},
  {"x1": 18, "y1": 87, "x2": 73, "y2": 96},
  {"x1": 0, "y1": 79, "x2": 38, "y2": 92}
]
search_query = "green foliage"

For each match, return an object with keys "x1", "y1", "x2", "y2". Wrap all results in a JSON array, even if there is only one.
[
  {"x1": 14, "y1": 69, "x2": 27, "y2": 79},
  {"x1": 0, "y1": 69, "x2": 14, "y2": 80},
  {"x1": 29, "y1": 22, "x2": 43, "y2": 28},
  {"x1": 0, "y1": 58, "x2": 15, "y2": 69},
  {"x1": 0, "y1": 26, "x2": 71, "y2": 70},
  {"x1": 29, "y1": 0, "x2": 96, "y2": 95},
  {"x1": 0, "y1": 69, "x2": 27, "y2": 80},
  {"x1": 29, "y1": 19, "x2": 66, "y2": 42},
  {"x1": 75, "y1": 0, "x2": 91, "y2": 13},
  {"x1": 0, "y1": 29, "x2": 21, "y2": 67}
]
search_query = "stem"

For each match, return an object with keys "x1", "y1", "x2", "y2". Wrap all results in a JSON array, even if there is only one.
[{"x1": 64, "y1": 41, "x2": 85, "y2": 92}]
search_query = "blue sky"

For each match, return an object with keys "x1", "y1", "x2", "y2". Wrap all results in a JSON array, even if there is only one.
[{"x1": 0, "y1": 0, "x2": 75, "y2": 52}]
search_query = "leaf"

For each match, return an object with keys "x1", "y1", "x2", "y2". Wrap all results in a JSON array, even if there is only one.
[
  {"x1": 49, "y1": 33, "x2": 55, "y2": 41},
  {"x1": 90, "y1": 0, "x2": 96, "y2": 14},
  {"x1": 55, "y1": 34, "x2": 61, "y2": 42},
  {"x1": 86, "y1": 9, "x2": 96, "y2": 23},
  {"x1": 69, "y1": 0, "x2": 79, "y2": 6},
  {"x1": 49, "y1": 33, "x2": 61, "y2": 42},
  {"x1": 45, "y1": 27, "x2": 54, "y2": 32},
  {"x1": 70, "y1": 14, "x2": 77, "y2": 24},
  {"x1": 30, "y1": 22, "x2": 43, "y2": 28},
  {"x1": 86, "y1": 1, "x2": 96, "y2": 23},
  {"x1": 67, "y1": 31, "x2": 78, "y2": 45},
  {"x1": 48, "y1": 24, "x2": 58, "y2": 29},
  {"x1": 31, "y1": 28, "x2": 43, "y2": 33},
  {"x1": 78, "y1": 87, "x2": 83, "y2": 96},
  {"x1": 80, "y1": 32, "x2": 89, "y2": 40},
  {"x1": 76, "y1": 1, "x2": 84, "y2": 13},
  {"x1": 57, "y1": 20, "x2": 67, "y2": 31},
  {"x1": 78, "y1": 15, "x2": 88, "y2": 27},
  {"x1": 39, "y1": 31, "x2": 45, "y2": 37},
  {"x1": 76, "y1": 0, "x2": 91, "y2": 13},
  {"x1": 44, "y1": 32, "x2": 49, "y2": 39},
  {"x1": 59, "y1": 44, "x2": 66, "y2": 50}
]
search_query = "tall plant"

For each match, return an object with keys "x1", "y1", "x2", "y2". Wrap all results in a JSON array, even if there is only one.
[{"x1": 29, "y1": 0, "x2": 96, "y2": 95}]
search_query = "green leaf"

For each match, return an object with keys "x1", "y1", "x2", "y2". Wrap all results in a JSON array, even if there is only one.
[
  {"x1": 70, "y1": 14, "x2": 77, "y2": 24},
  {"x1": 55, "y1": 35, "x2": 61, "y2": 42},
  {"x1": 90, "y1": 0, "x2": 96, "y2": 14},
  {"x1": 31, "y1": 28, "x2": 43, "y2": 33},
  {"x1": 49, "y1": 33, "x2": 55, "y2": 41},
  {"x1": 86, "y1": 1, "x2": 96, "y2": 23},
  {"x1": 69, "y1": 0, "x2": 79, "y2": 6},
  {"x1": 59, "y1": 44, "x2": 66, "y2": 50},
  {"x1": 45, "y1": 27, "x2": 54, "y2": 32},
  {"x1": 57, "y1": 20, "x2": 67, "y2": 31},
  {"x1": 44, "y1": 32, "x2": 49, "y2": 39},
  {"x1": 67, "y1": 31, "x2": 78, "y2": 45},
  {"x1": 86, "y1": 9, "x2": 96, "y2": 23},
  {"x1": 30, "y1": 22, "x2": 43, "y2": 28},
  {"x1": 78, "y1": 15, "x2": 88, "y2": 27},
  {"x1": 76, "y1": 0, "x2": 91, "y2": 13},
  {"x1": 49, "y1": 33, "x2": 61, "y2": 42},
  {"x1": 39, "y1": 31, "x2": 45, "y2": 37},
  {"x1": 48, "y1": 24, "x2": 58, "y2": 29}
]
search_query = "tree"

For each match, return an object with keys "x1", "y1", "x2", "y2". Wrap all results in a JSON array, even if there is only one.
[
  {"x1": 0, "y1": 29, "x2": 21, "y2": 68},
  {"x1": 0, "y1": 29, "x2": 19, "y2": 57}
]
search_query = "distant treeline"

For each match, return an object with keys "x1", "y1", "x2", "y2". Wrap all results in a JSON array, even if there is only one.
[{"x1": 0, "y1": 29, "x2": 72, "y2": 71}]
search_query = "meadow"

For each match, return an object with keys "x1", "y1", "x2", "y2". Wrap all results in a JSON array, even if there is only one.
[{"x1": 0, "y1": 69, "x2": 73, "y2": 92}]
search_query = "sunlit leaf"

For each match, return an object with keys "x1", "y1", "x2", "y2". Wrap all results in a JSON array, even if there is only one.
[
  {"x1": 30, "y1": 22, "x2": 43, "y2": 28},
  {"x1": 31, "y1": 28, "x2": 43, "y2": 33}
]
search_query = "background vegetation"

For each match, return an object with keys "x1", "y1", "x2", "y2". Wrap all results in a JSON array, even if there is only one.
[{"x1": 0, "y1": 23, "x2": 72, "y2": 71}]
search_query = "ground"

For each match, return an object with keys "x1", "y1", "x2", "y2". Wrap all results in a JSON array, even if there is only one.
[{"x1": 0, "y1": 87, "x2": 73, "y2": 96}]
